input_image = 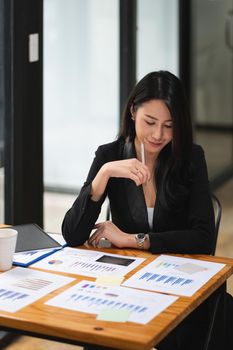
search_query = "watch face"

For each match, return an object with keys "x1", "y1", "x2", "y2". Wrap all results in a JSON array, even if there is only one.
[{"x1": 137, "y1": 233, "x2": 145, "y2": 240}]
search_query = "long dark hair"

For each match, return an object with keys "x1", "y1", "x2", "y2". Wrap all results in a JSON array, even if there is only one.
[{"x1": 120, "y1": 71, "x2": 193, "y2": 211}]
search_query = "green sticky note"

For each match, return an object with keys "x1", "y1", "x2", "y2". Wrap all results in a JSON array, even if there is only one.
[{"x1": 97, "y1": 308, "x2": 130, "y2": 322}]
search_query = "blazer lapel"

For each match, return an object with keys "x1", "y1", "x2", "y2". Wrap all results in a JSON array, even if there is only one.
[{"x1": 123, "y1": 142, "x2": 150, "y2": 231}]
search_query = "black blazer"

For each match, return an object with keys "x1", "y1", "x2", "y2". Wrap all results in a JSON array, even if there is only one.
[{"x1": 62, "y1": 138, "x2": 215, "y2": 254}]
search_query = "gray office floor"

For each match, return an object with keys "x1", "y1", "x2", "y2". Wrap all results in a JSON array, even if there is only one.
[{"x1": 3, "y1": 177, "x2": 233, "y2": 350}]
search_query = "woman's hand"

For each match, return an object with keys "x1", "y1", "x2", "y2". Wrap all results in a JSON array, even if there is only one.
[
  {"x1": 88, "y1": 221, "x2": 134, "y2": 248},
  {"x1": 91, "y1": 158, "x2": 151, "y2": 201},
  {"x1": 102, "y1": 158, "x2": 150, "y2": 186}
]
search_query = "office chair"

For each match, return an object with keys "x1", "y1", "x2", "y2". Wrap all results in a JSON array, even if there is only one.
[
  {"x1": 210, "y1": 192, "x2": 222, "y2": 255},
  {"x1": 106, "y1": 201, "x2": 111, "y2": 221},
  {"x1": 203, "y1": 193, "x2": 223, "y2": 350}
]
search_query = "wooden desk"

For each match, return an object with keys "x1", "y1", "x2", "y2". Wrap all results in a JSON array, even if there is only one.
[{"x1": 0, "y1": 244, "x2": 233, "y2": 350}]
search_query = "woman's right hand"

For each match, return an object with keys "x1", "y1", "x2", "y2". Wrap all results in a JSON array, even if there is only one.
[
  {"x1": 91, "y1": 158, "x2": 150, "y2": 201},
  {"x1": 102, "y1": 158, "x2": 150, "y2": 186}
]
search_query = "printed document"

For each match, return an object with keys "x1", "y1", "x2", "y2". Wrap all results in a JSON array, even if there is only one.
[
  {"x1": 123, "y1": 255, "x2": 225, "y2": 296},
  {"x1": 32, "y1": 247, "x2": 145, "y2": 278},
  {"x1": 0, "y1": 267, "x2": 74, "y2": 312},
  {"x1": 46, "y1": 279, "x2": 178, "y2": 324}
]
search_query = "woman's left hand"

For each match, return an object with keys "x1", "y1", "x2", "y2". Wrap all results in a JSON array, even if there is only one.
[{"x1": 88, "y1": 221, "x2": 131, "y2": 248}]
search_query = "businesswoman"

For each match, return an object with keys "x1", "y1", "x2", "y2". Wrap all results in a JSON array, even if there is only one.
[{"x1": 62, "y1": 71, "x2": 215, "y2": 349}]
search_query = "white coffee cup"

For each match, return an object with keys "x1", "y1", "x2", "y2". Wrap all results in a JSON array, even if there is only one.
[{"x1": 0, "y1": 228, "x2": 18, "y2": 271}]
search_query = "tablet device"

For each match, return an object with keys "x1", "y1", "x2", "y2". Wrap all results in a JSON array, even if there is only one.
[{"x1": 11, "y1": 223, "x2": 62, "y2": 252}]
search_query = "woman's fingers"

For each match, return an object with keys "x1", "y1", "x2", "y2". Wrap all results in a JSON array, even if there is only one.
[
  {"x1": 130, "y1": 165, "x2": 150, "y2": 185},
  {"x1": 106, "y1": 158, "x2": 150, "y2": 184},
  {"x1": 88, "y1": 229, "x2": 100, "y2": 245},
  {"x1": 88, "y1": 221, "x2": 130, "y2": 249},
  {"x1": 131, "y1": 159, "x2": 151, "y2": 182},
  {"x1": 89, "y1": 222, "x2": 107, "y2": 245}
]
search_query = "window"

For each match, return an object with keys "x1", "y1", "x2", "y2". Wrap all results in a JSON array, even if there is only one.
[
  {"x1": 137, "y1": 0, "x2": 179, "y2": 80},
  {"x1": 44, "y1": 0, "x2": 119, "y2": 192}
]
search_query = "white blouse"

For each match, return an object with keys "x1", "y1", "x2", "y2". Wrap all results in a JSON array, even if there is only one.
[{"x1": 147, "y1": 207, "x2": 154, "y2": 230}]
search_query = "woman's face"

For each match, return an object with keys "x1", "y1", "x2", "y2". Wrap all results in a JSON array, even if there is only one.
[{"x1": 132, "y1": 99, "x2": 173, "y2": 157}]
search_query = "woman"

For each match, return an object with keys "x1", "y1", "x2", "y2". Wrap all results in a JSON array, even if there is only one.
[
  {"x1": 62, "y1": 70, "x2": 215, "y2": 255},
  {"x1": 62, "y1": 71, "x2": 216, "y2": 350}
]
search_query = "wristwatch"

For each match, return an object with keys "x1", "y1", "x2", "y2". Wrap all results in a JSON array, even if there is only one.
[{"x1": 135, "y1": 233, "x2": 147, "y2": 249}]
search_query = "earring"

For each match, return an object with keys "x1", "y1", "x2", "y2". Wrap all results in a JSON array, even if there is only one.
[{"x1": 131, "y1": 116, "x2": 135, "y2": 121}]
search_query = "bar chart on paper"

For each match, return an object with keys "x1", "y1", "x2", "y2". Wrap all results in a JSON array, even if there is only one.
[
  {"x1": 123, "y1": 255, "x2": 225, "y2": 296},
  {"x1": 0, "y1": 267, "x2": 74, "y2": 313},
  {"x1": 139, "y1": 272, "x2": 193, "y2": 287},
  {"x1": 32, "y1": 248, "x2": 145, "y2": 278},
  {"x1": 46, "y1": 280, "x2": 177, "y2": 324},
  {"x1": 68, "y1": 260, "x2": 117, "y2": 273},
  {"x1": 0, "y1": 289, "x2": 29, "y2": 301}
]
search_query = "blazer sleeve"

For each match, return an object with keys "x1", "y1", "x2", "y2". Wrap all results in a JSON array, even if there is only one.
[
  {"x1": 148, "y1": 146, "x2": 215, "y2": 254},
  {"x1": 62, "y1": 146, "x2": 108, "y2": 246}
]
